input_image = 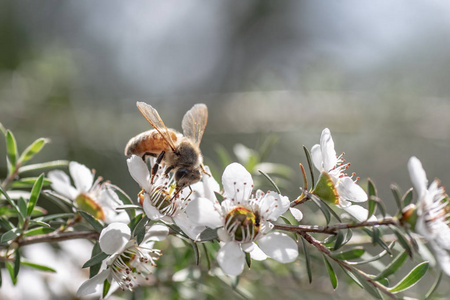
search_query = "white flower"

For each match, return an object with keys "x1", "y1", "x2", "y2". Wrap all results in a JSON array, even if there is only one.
[
  {"x1": 407, "y1": 156, "x2": 450, "y2": 276},
  {"x1": 186, "y1": 163, "x2": 299, "y2": 276},
  {"x1": 311, "y1": 128, "x2": 371, "y2": 221},
  {"x1": 127, "y1": 155, "x2": 205, "y2": 240},
  {"x1": 48, "y1": 162, "x2": 128, "y2": 224},
  {"x1": 77, "y1": 222, "x2": 168, "y2": 297}
]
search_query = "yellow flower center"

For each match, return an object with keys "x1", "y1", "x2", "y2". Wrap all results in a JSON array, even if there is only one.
[
  {"x1": 225, "y1": 206, "x2": 260, "y2": 242},
  {"x1": 75, "y1": 193, "x2": 105, "y2": 220}
]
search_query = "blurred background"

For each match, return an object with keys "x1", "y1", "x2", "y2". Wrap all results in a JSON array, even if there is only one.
[{"x1": 1, "y1": 0, "x2": 450, "y2": 299}]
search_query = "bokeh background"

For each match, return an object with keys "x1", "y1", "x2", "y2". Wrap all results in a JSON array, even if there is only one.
[{"x1": 1, "y1": 0, "x2": 450, "y2": 299}]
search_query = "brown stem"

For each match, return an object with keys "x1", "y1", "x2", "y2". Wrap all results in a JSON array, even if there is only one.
[
  {"x1": 274, "y1": 217, "x2": 398, "y2": 234},
  {"x1": 3, "y1": 231, "x2": 100, "y2": 248},
  {"x1": 1, "y1": 163, "x2": 21, "y2": 190},
  {"x1": 299, "y1": 231, "x2": 397, "y2": 299}
]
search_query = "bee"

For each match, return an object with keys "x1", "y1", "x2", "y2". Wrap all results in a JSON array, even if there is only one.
[{"x1": 125, "y1": 101, "x2": 209, "y2": 189}]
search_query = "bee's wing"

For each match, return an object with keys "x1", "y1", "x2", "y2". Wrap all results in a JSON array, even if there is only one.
[
  {"x1": 136, "y1": 101, "x2": 177, "y2": 151},
  {"x1": 182, "y1": 103, "x2": 208, "y2": 147}
]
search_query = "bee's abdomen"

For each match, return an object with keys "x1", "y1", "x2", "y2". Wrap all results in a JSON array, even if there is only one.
[{"x1": 124, "y1": 129, "x2": 179, "y2": 157}]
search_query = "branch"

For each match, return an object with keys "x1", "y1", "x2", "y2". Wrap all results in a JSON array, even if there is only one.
[
  {"x1": 6, "y1": 231, "x2": 99, "y2": 248},
  {"x1": 274, "y1": 217, "x2": 397, "y2": 234},
  {"x1": 299, "y1": 231, "x2": 397, "y2": 299}
]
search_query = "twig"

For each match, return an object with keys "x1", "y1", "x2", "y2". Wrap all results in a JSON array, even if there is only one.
[
  {"x1": 1, "y1": 231, "x2": 100, "y2": 249},
  {"x1": 299, "y1": 231, "x2": 397, "y2": 299}
]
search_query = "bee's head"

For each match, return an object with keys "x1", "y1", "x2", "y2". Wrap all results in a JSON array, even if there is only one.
[{"x1": 175, "y1": 167, "x2": 202, "y2": 188}]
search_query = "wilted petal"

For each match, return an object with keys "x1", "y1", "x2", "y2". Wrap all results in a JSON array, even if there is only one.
[
  {"x1": 289, "y1": 207, "x2": 303, "y2": 222},
  {"x1": 320, "y1": 128, "x2": 337, "y2": 172},
  {"x1": 337, "y1": 177, "x2": 367, "y2": 203},
  {"x1": 217, "y1": 241, "x2": 245, "y2": 276},
  {"x1": 222, "y1": 163, "x2": 253, "y2": 203},
  {"x1": 174, "y1": 212, "x2": 206, "y2": 240},
  {"x1": 310, "y1": 144, "x2": 323, "y2": 171},
  {"x1": 99, "y1": 223, "x2": 131, "y2": 255},
  {"x1": 127, "y1": 155, "x2": 151, "y2": 191},
  {"x1": 258, "y1": 232, "x2": 298, "y2": 263},
  {"x1": 47, "y1": 170, "x2": 78, "y2": 199},
  {"x1": 76, "y1": 269, "x2": 109, "y2": 297},
  {"x1": 185, "y1": 198, "x2": 223, "y2": 229},
  {"x1": 408, "y1": 156, "x2": 428, "y2": 200},
  {"x1": 70, "y1": 162, "x2": 94, "y2": 193}
]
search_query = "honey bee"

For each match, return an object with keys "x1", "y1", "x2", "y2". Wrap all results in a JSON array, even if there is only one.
[{"x1": 125, "y1": 101, "x2": 209, "y2": 189}]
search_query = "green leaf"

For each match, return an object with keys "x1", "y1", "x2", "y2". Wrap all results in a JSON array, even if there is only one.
[
  {"x1": 322, "y1": 255, "x2": 338, "y2": 290},
  {"x1": 245, "y1": 251, "x2": 251, "y2": 269},
  {"x1": 21, "y1": 261, "x2": 56, "y2": 273},
  {"x1": 108, "y1": 184, "x2": 135, "y2": 219},
  {"x1": 78, "y1": 211, "x2": 104, "y2": 232},
  {"x1": 0, "y1": 186, "x2": 23, "y2": 219},
  {"x1": 425, "y1": 271, "x2": 443, "y2": 300},
  {"x1": 402, "y1": 188, "x2": 414, "y2": 207},
  {"x1": 391, "y1": 226, "x2": 413, "y2": 258},
  {"x1": 0, "y1": 217, "x2": 13, "y2": 231},
  {"x1": 18, "y1": 160, "x2": 69, "y2": 174},
  {"x1": 89, "y1": 242, "x2": 103, "y2": 278},
  {"x1": 202, "y1": 243, "x2": 212, "y2": 271},
  {"x1": 0, "y1": 122, "x2": 6, "y2": 136},
  {"x1": 309, "y1": 193, "x2": 331, "y2": 224},
  {"x1": 258, "y1": 169, "x2": 281, "y2": 194},
  {"x1": 374, "y1": 250, "x2": 408, "y2": 280},
  {"x1": 23, "y1": 227, "x2": 55, "y2": 236},
  {"x1": 198, "y1": 228, "x2": 218, "y2": 242},
  {"x1": 348, "y1": 241, "x2": 395, "y2": 266},
  {"x1": 27, "y1": 174, "x2": 44, "y2": 216},
  {"x1": 303, "y1": 146, "x2": 315, "y2": 190},
  {"x1": 83, "y1": 251, "x2": 109, "y2": 268},
  {"x1": 351, "y1": 270, "x2": 383, "y2": 299},
  {"x1": 301, "y1": 238, "x2": 312, "y2": 283},
  {"x1": 333, "y1": 230, "x2": 345, "y2": 251},
  {"x1": 6, "y1": 130, "x2": 18, "y2": 174},
  {"x1": 133, "y1": 215, "x2": 149, "y2": 245},
  {"x1": 362, "y1": 228, "x2": 391, "y2": 255},
  {"x1": 190, "y1": 240, "x2": 200, "y2": 265},
  {"x1": 215, "y1": 144, "x2": 233, "y2": 168},
  {"x1": 333, "y1": 247, "x2": 365, "y2": 260},
  {"x1": 18, "y1": 138, "x2": 50, "y2": 165},
  {"x1": 367, "y1": 179, "x2": 377, "y2": 219},
  {"x1": 1, "y1": 228, "x2": 22, "y2": 243},
  {"x1": 35, "y1": 213, "x2": 74, "y2": 222},
  {"x1": 10, "y1": 177, "x2": 51, "y2": 189},
  {"x1": 390, "y1": 184, "x2": 403, "y2": 212},
  {"x1": 103, "y1": 279, "x2": 111, "y2": 298},
  {"x1": 6, "y1": 261, "x2": 17, "y2": 285},
  {"x1": 14, "y1": 249, "x2": 20, "y2": 279},
  {"x1": 368, "y1": 178, "x2": 377, "y2": 197},
  {"x1": 17, "y1": 197, "x2": 27, "y2": 223},
  {"x1": 339, "y1": 265, "x2": 364, "y2": 288},
  {"x1": 214, "y1": 191, "x2": 224, "y2": 203},
  {"x1": 389, "y1": 261, "x2": 429, "y2": 293}
]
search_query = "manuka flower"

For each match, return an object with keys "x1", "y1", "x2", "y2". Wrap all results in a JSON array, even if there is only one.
[
  {"x1": 407, "y1": 156, "x2": 450, "y2": 275},
  {"x1": 76, "y1": 222, "x2": 168, "y2": 297},
  {"x1": 48, "y1": 161, "x2": 128, "y2": 223},
  {"x1": 311, "y1": 128, "x2": 371, "y2": 221},
  {"x1": 127, "y1": 155, "x2": 205, "y2": 240},
  {"x1": 185, "y1": 162, "x2": 298, "y2": 276}
]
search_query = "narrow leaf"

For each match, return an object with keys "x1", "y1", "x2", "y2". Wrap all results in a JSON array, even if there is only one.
[
  {"x1": 245, "y1": 252, "x2": 251, "y2": 269},
  {"x1": 391, "y1": 226, "x2": 413, "y2": 258},
  {"x1": 89, "y1": 242, "x2": 102, "y2": 278},
  {"x1": 339, "y1": 265, "x2": 364, "y2": 288},
  {"x1": 0, "y1": 186, "x2": 22, "y2": 219},
  {"x1": 23, "y1": 227, "x2": 55, "y2": 236},
  {"x1": 301, "y1": 238, "x2": 313, "y2": 283},
  {"x1": 10, "y1": 177, "x2": 52, "y2": 189},
  {"x1": 389, "y1": 262, "x2": 429, "y2": 293},
  {"x1": 6, "y1": 262, "x2": 17, "y2": 285},
  {"x1": 322, "y1": 255, "x2": 338, "y2": 290},
  {"x1": 425, "y1": 271, "x2": 443, "y2": 300},
  {"x1": 1, "y1": 228, "x2": 22, "y2": 243},
  {"x1": 198, "y1": 228, "x2": 218, "y2": 242},
  {"x1": 348, "y1": 241, "x2": 395, "y2": 266},
  {"x1": 202, "y1": 243, "x2": 212, "y2": 271},
  {"x1": 18, "y1": 160, "x2": 69, "y2": 174},
  {"x1": 374, "y1": 250, "x2": 408, "y2": 280},
  {"x1": 18, "y1": 138, "x2": 50, "y2": 165},
  {"x1": 258, "y1": 169, "x2": 281, "y2": 194},
  {"x1": 36, "y1": 213, "x2": 74, "y2": 222},
  {"x1": 303, "y1": 146, "x2": 315, "y2": 189},
  {"x1": 333, "y1": 230, "x2": 345, "y2": 251},
  {"x1": 14, "y1": 249, "x2": 20, "y2": 278},
  {"x1": 6, "y1": 130, "x2": 18, "y2": 174},
  {"x1": 190, "y1": 240, "x2": 200, "y2": 265},
  {"x1": 78, "y1": 211, "x2": 104, "y2": 232},
  {"x1": 215, "y1": 144, "x2": 233, "y2": 168},
  {"x1": 333, "y1": 248, "x2": 365, "y2": 260},
  {"x1": 83, "y1": 251, "x2": 109, "y2": 268},
  {"x1": 402, "y1": 188, "x2": 414, "y2": 207},
  {"x1": 390, "y1": 184, "x2": 403, "y2": 212},
  {"x1": 102, "y1": 279, "x2": 111, "y2": 298},
  {"x1": 367, "y1": 178, "x2": 377, "y2": 197},
  {"x1": 310, "y1": 194, "x2": 331, "y2": 224},
  {"x1": 21, "y1": 261, "x2": 56, "y2": 273},
  {"x1": 27, "y1": 174, "x2": 44, "y2": 216}
]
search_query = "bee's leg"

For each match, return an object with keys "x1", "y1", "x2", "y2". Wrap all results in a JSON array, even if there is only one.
[
  {"x1": 151, "y1": 151, "x2": 166, "y2": 184},
  {"x1": 200, "y1": 164, "x2": 211, "y2": 177},
  {"x1": 142, "y1": 152, "x2": 157, "y2": 161}
]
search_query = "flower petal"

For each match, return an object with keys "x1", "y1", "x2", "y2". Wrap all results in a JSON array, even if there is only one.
[
  {"x1": 342, "y1": 205, "x2": 376, "y2": 222},
  {"x1": 320, "y1": 128, "x2": 337, "y2": 172},
  {"x1": 337, "y1": 177, "x2": 367, "y2": 203},
  {"x1": 310, "y1": 144, "x2": 323, "y2": 171},
  {"x1": 430, "y1": 241, "x2": 450, "y2": 276},
  {"x1": 185, "y1": 197, "x2": 223, "y2": 229},
  {"x1": 47, "y1": 170, "x2": 78, "y2": 199},
  {"x1": 259, "y1": 192, "x2": 290, "y2": 221},
  {"x1": 408, "y1": 156, "x2": 428, "y2": 200},
  {"x1": 143, "y1": 223, "x2": 169, "y2": 242},
  {"x1": 76, "y1": 269, "x2": 109, "y2": 297},
  {"x1": 222, "y1": 163, "x2": 253, "y2": 203},
  {"x1": 173, "y1": 212, "x2": 206, "y2": 240},
  {"x1": 99, "y1": 223, "x2": 131, "y2": 255},
  {"x1": 142, "y1": 195, "x2": 165, "y2": 220},
  {"x1": 127, "y1": 155, "x2": 151, "y2": 191},
  {"x1": 69, "y1": 161, "x2": 94, "y2": 193},
  {"x1": 249, "y1": 243, "x2": 268, "y2": 261},
  {"x1": 289, "y1": 207, "x2": 303, "y2": 222},
  {"x1": 217, "y1": 241, "x2": 245, "y2": 276},
  {"x1": 258, "y1": 232, "x2": 298, "y2": 263}
]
